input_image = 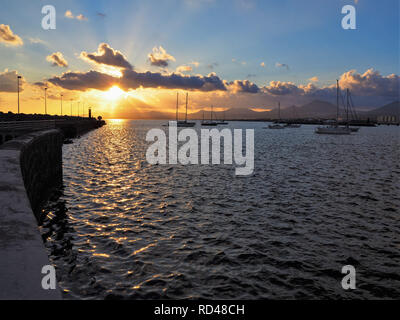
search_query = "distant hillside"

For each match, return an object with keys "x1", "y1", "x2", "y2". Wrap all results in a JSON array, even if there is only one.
[
  {"x1": 188, "y1": 108, "x2": 270, "y2": 120},
  {"x1": 365, "y1": 101, "x2": 399, "y2": 117}
]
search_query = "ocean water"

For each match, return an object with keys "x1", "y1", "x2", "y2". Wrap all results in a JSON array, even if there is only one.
[{"x1": 40, "y1": 120, "x2": 400, "y2": 299}]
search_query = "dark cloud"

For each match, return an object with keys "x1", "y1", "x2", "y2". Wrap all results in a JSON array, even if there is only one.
[
  {"x1": 120, "y1": 70, "x2": 226, "y2": 92},
  {"x1": 276, "y1": 63, "x2": 289, "y2": 70},
  {"x1": 0, "y1": 70, "x2": 25, "y2": 92},
  {"x1": 46, "y1": 52, "x2": 68, "y2": 67},
  {"x1": 46, "y1": 69, "x2": 226, "y2": 93},
  {"x1": 262, "y1": 69, "x2": 399, "y2": 100},
  {"x1": 97, "y1": 12, "x2": 106, "y2": 18},
  {"x1": 0, "y1": 24, "x2": 23, "y2": 46},
  {"x1": 47, "y1": 70, "x2": 118, "y2": 91},
  {"x1": 80, "y1": 43, "x2": 133, "y2": 70},
  {"x1": 148, "y1": 46, "x2": 176, "y2": 67}
]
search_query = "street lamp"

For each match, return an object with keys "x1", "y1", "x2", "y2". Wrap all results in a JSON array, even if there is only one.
[
  {"x1": 17, "y1": 75, "x2": 22, "y2": 114},
  {"x1": 44, "y1": 87, "x2": 48, "y2": 115},
  {"x1": 61, "y1": 94, "x2": 63, "y2": 116},
  {"x1": 71, "y1": 100, "x2": 73, "y2": 117}
]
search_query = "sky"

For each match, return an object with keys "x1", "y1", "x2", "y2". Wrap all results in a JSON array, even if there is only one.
[{"x1": 0, "y1": 0, "x2": 398, "y2": 118}]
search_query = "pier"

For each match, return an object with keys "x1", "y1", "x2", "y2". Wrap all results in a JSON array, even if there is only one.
[{"x1": 0, "y1": 117, "x2": 105, "y2": 299}]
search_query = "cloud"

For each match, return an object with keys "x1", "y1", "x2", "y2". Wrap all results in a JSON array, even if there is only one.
[
  {"x1": 47, "y1": 69, "x2": 226, "y2": 93},
  {"x1": 47, "y1": 70, "x2": 118, "y2": 91},
  {"x1": 97, "y1": 12, "x2": 106, "y2": 18},
  {"x1": 309, "y1": 76, "x2": 319, "y2": 82},
  {"x1": 148, "y1": 46, "x2": 176, "y2": 67},
  {"x1": 190, "y1": 61, "x2": 200, "y2": 67},
  {"x1": 338, "y1": 69, "x2": 399, "y2": 98},
  {"x1": 80, "y1": 43, "x2": 133, "y2": 70},
  {"x1": 46, "y1": 52, "x2": 68, "y2": 67},
  {"x1": 176, "y1": 65, "x2": 193, "y2": 73},
  {"x1": 207, "y1": 62, "x2": 219, "y2": 69},
  {"x1": 120, "y1": 70, "x2": 226, "y2": 92},
  {"x1": 65, "y1": 10, "x2": 74, "y2": 19},
  {"x1": 260, "y1": 62, "x2": 266, "y2": 68},
  {"x1": 262, "y1": 69, "x2": 399, "y2": 100},
  {"x1": 276, "y1": 62, "x2": 289, "y2": 70},
  {"x1": 76, "y1": 14, "x2": 88, "y2": 21},
  {"x1": 0, "y1": 24, "x2": 23, "y2": 46},
  {"x1": 0, "y1": 70, "x2": 25, "y2": 92},
  {"x1": 226, "y1": 80, "x2": 259, "y2": 93},
  {"x1": 28, "y1": 37, "x2": 48, "y2": 46},
  {"x1": 65, "y1": 10, "x2": 88, "y2": 21}
]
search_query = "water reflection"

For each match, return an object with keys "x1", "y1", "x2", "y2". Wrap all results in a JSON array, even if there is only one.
[{"x1": 41, "y1": 120, "x2": 400, "y2": 299}]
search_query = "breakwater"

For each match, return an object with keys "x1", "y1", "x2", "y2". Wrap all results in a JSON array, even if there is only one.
[{"x1": 0, "y1": 119, "x2": 105, "y2": 299}]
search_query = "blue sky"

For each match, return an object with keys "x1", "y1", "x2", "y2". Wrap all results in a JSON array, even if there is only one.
[{"x1": 0, "y1": 0, "x2": 398, "y2": 116}]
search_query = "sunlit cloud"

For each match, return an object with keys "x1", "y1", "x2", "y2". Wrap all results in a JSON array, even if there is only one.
[
  {"x1": 226, "y1": 80, "x2": 259, "y2": 93},
  {"x1": 148, "y1": 46, "x2": 176, "y2": 67},
  {"x1": 309, "y1": 76, "x2": 319, "y2": 82},
  {"x1": 260, "y1": 62, "x2": 266, "y2": 68},
  {"x1": 0, "y1": 24, "x2": 23, "y2": 46},
  {"x1": 80, "y1": 43, "x2": 133, "y2": 70},
  {"x1": 64, "y1": 10, "x2": 88, "y2": 21},
  {"x1": 176, "y1": 65, "x2": 193, "y2": 73},
  {"x1": 46, "y1": 52, "x2": 68, "y2": 68}
]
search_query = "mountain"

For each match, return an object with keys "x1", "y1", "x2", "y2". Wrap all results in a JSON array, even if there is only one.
[
  {"x1": 187, "y1": 108, "x2": 270, "y2": 120},
  {"x1": 364, "y1": 101, "x2": 399, "y2": 118}
]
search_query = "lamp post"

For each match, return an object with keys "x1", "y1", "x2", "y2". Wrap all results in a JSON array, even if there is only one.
[
  {"x1": 44, "y1": 87, "x2": 48, "y2": 115},
  {"x1": 78, "y1": 102, "x2": 80, "y2": 117},
  {"x1": 71, "y1": 100, "x2": 73, "y2": 117},
  {"x1": 17, "y1": 75, "x2": 22, "y2": 114},
  {"x1": 61, "y1": 94, "x2": 63, "y2": 116}
]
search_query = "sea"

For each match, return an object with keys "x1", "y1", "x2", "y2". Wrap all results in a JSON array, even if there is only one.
[{"x1": 40, "y1": 120, "x2": 400, "y2": 299}]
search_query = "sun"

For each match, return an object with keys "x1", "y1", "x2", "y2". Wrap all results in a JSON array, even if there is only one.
[{"x1": 103, "y1": 86, "x2": 125, "y2": 101}]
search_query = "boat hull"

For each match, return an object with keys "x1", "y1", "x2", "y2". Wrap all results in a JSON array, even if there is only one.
[{"x1": 315, "y1": 127, "x2": 351, "y2": 135}]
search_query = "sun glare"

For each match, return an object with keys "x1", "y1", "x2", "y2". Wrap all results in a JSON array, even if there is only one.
[{"x1": 104, "y1": 86, "x2": 125, "y2": 101}]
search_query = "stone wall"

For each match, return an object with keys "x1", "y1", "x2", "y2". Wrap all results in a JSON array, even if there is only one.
[{"x1": 0, "y1": 129, "x2": 62, "y2": 299}]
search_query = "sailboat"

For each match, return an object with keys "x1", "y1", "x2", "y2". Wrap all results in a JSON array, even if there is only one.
[
  {"x1": 285, "y1": 106, "x2": 301, "y2": 128},
  {"x1": 216, "y1": 110, "x2": 228, "y2": 125},
  {"x1": 201, "y1": 105, "x2": 218, "y2": 126},
  {"x1": 268, "y1": 102, "x2": 285, "y2": 129},
  {"x1": 175, "y1": 92, "x2": 195, "y2": 127},
  {"x1": 315, "y1": 80, "x2": 351, "y2": 135},
  {"x1": 342, "y1": 89, "x2": 360, "y2": 132}
]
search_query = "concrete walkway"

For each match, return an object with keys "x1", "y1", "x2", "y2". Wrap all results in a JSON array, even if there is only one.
[{"x1": 0, "y1": 132, "x2": 61, "y2": 300}]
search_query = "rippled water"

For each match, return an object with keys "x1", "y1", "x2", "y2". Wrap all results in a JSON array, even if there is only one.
[{"x1": 40, "y1": 120, "x2": 400, "y2": 299}]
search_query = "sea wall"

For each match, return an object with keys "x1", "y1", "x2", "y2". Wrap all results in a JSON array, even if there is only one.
[{"x1": 0, "y1": 130, "x2": 63, "y2": 300}]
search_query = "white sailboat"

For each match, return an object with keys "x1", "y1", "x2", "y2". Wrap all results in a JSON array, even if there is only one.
[{"x1": 315, "y1": 80, "x2": 351, "y2": 135}]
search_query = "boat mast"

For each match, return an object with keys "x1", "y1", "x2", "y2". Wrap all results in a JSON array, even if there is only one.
[
  {"x1": 176, "y1": 92, "x2": 179, "y2": 121},
  {"x1": 185, "y1": 92, "x2": 188, "y2": 122},
  {"x1": 336, "y1": 80, "x2": 339, "y2": 123},
  {"x1": 346, "y1": 88, "x2": 349, "y2": 127},
  {"x1": 278, "y1": 101, "x2": 281, "y2": 122}
]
